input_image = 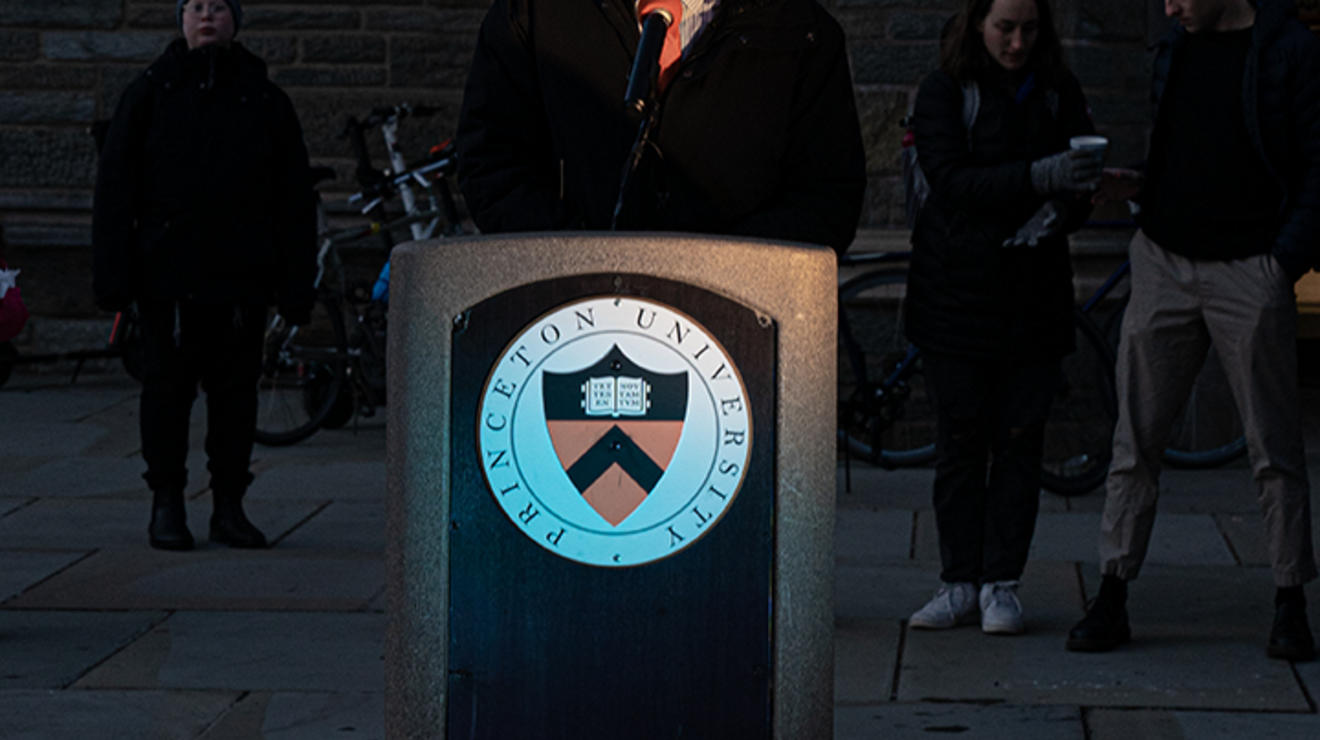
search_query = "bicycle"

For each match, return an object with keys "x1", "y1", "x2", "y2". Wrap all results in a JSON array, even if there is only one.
[
  {"x1": 837, "y1": 250, "x2": 1116, "y2": 497},
  {"x1": 253, "y1": 103, "x2": 465, "y2": 446},
  {"x1": 837, "y1": 237, "x2": 1248, "y2": 496}
]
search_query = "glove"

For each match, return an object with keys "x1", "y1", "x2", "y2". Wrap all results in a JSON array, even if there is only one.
[
  {"x1": 1030, "y1": 149, "x2": 1102, "y2": 195},
  {"x1": 279, "y1": 303, "x2": 312, "y2": 327},
  {"x1": 1003, "y1": 201, "x2": 1063, "y2": 248}
]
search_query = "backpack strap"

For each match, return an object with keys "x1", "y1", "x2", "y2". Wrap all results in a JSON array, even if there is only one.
[{"x1": 960, "y1": 81, "x2": 979, "y2": 151}]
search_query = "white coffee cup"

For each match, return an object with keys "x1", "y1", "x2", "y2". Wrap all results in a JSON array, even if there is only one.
[{"x1": 1070, "y1": 135, "x2": 1109, "y2": 157}]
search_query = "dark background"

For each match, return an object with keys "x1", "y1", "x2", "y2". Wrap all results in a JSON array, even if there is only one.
[{"x1": 2, "y1": 0, "x2": 1316, "y2": 354}]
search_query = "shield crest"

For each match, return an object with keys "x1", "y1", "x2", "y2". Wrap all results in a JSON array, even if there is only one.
[{"x1": 543, "y1": 345, "x2": 688, "y2": 526}]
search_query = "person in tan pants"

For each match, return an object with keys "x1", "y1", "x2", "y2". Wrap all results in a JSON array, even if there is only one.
[{"x1": 1066, "y1": 0, "x2": 1320, "y2": 661}]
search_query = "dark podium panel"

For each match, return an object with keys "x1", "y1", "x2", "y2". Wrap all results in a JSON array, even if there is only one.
[
  {"x1": 386, "y1": 233, "x2": 836, "y2": 740},
  {"x1": 447, "y1": 274, "x2": 775, "y2": 738}
]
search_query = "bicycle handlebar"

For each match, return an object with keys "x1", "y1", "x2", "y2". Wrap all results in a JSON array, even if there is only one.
[{"x1": 355, "y1": 103, "x2": 445, "y2": 132}]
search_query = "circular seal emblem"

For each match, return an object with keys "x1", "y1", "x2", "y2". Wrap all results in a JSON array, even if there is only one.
[{"x1": 476, "y1": 295, "x2": 753, "y2": 567}]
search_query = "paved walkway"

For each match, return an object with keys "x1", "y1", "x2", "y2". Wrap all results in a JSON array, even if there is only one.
[{"x1": 2, "y1": 368, "x2": 1320, "y2": 738}]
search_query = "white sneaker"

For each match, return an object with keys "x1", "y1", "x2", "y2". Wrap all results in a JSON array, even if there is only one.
[
  {"x1": 909, "y1": 582, "x2": 979, "y2": 629},
  {"x1": 980, "y1": 580, "x2": 1024, "y2": 635}
]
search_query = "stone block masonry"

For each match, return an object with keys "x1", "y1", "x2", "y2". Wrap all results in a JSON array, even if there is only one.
[{"x1": 0, "y1": 0, "x2": 1157, "y2": 352}]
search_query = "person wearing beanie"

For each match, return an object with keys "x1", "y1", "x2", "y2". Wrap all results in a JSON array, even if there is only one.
[
  {"x1": 178, "y1": 0, "x2": 242, "y2": 38},
  {"x1": 93, "y1": 0, "x2": 315, "y2": 550}
]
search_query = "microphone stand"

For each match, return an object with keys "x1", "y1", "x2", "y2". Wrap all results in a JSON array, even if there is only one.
[
  {"x1": 612, "y1": 8, "x2": 673, "y2": 231},
  {"x1": 611, "y1": 101, "x2": 662, "y2": 231}
]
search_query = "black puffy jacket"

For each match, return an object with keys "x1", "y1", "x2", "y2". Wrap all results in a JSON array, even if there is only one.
[
  {"x1": 1145, "y1": 0, "x2": 1320, "y2": 279},
  {"x1": 93, "y1": 40, "x2": 315, "y2": 312},
  {"x1": 906, "y1": 66, "x2": 1095, "y2": 358},
  {"x1": 455, "y1": 0, "x2": 866, "y2": 252}
]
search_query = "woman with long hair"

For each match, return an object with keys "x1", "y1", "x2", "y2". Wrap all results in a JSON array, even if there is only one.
[{"x1": 904, "y1": 0, "x2": 1101, "y2": 634}]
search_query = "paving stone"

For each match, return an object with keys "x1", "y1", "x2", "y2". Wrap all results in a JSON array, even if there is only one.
[
  {"x1": 836, "y1": 704, "x2": 1083, "y2": 740},
  {"x1": 0, "y1": 550, "x2": 87, "y2": 603},
  {"x1": 836, "y1": 507, "x2": 911, "y2": 565},
  {"x1": 900, "y1": 565, "x2": 1308, "y2": 710},
  {"x1": 0, "y1": 456, "x2": 147, "y2": 498},
  {"x1": 0, "y1": 610, "x2": 167, "y2": 689},
  {"x1": 0, "y1": 689, "x2": 238, "y2": 740},
  {"x1": 279, "y1": 500, "x2": 385, "y2": 552},
  {"x1": 1214, "y1": 512, "x2": 1271, "y2": 566},
  {"x1": 0, "y1": 422, "x2": 106, "y2": 458},
  {"x1": 835, "y1": 622, "x2": 901, "y2": 705},
  {"x1": 837, "y1": 561, "x2": 942, "y2": 625},
  {"x1": 1083, "y1": 564, "x2": 1284, "y2": 634},
  {"x1": 1033, "y1": 512, "x2": 1235, "y2": 566},
  {"x1": 9, "y1": 546, "x2": 381, "y2": 611},
  {"x1": 0, "y1": 381, "x2": 135, "y2": 423},
  {"x1": 199, "y1": 691, "x2": 384, "y2": 739},
  {"x1": 76, "y1": 611, "x2": 384, "y2": 691},
  {"x1": 0, "y1": 497, "x2": 320, "y2": 550},
  {"x1": 252, "y1": 422, "x2": 386, "y2": 466},
  {"x1": 1087, "y1": 708, "x2": 1320, "y2": 739},
  {"x1": 836, "y1": 466, "x2": 934, "y2": 511},
  {"x1": 0, "y1": 497, "x2": 30, "y2": 516},
  {"x1": 248, "y1": 460, "x2": 386, "y2": 501}
]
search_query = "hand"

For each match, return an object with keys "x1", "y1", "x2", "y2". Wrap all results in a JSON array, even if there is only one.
[
  {"x1": 1003, "y1": 201, "x2": 1062, "y2": 248},
  {"x1": 1030, "y1": 149, "x2": 1103, "y2": 195},
  {"x1": 278, "y1": 303, "x2": 312, "y2": 327},
  {"x1": 1091, "y1": 167, "x2": 1144, "y2": 205}
]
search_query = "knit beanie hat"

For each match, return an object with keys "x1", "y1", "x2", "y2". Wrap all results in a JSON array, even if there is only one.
[{"x1": 177, "y1": 0, "x2": 243, "y2": 35}]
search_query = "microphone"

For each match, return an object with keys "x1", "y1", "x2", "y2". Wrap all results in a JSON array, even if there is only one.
[{"x1": 623, "y1": 0, "x2": 681, "y2": 115}]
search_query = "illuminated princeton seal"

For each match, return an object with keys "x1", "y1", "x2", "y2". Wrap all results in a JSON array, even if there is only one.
[{"x1": 476, "y1": 295, "x2": 753, "y2": 567}]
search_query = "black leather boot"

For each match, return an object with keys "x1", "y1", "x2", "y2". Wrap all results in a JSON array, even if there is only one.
[
  {"x1": 1066, "y1": 575, "x2": 1130, "y2": 652},
  {"x1": 209, "y1": 488, "x2": 268, "y2": 549},
  {"x1": 1268, "y1": 589, "x2": 1315, "y2": 661},
  {"x1": 149, "y1": 488, "x2": 195, "y2": 551}
]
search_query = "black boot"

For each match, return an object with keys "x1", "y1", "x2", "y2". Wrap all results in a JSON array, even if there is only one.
[
  {"x1": 1066, "y1": 575, "x2": 1130, "y2": 652},
  {"x1": 1268, "y1": 588, "x2": 1315, "y2": 661},
  {"x1": 209, "y1": 488, "x2": 268, "y2": 549},
  {"x1": 149, "y1": 488, "x2": 195, "y2": 551}
]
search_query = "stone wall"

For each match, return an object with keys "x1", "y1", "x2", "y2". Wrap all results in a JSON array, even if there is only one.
[{"x1": 0, "y1": 0, "x2": 1159, "y2": 350}]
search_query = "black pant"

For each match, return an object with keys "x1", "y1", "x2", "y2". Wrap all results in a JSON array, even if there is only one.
[
  {"x1": 138, "y1": 298, "x2": 266, "y2": 495},
  {"x1": 923, "y1": 351, "x2": 1060, "y2": 584}
]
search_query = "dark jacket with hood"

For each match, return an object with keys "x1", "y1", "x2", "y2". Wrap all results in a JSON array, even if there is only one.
[
  {"x1": 1141, "y1": 0, "x2": 1320, "y2": 279},
  {"x1": 93, "y1": 39, "x2": 315, "y2": 313},
  {"x1": 455, "y1": 0, "x2": 866, "y2": 252},
  {"x1": 907, "y1": 65, "x2": 1095, "y2": 359}
]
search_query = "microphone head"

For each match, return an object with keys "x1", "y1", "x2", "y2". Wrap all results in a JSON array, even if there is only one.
[{"x1": 637, "y1": 0, "x2": 680, "y2": 25}]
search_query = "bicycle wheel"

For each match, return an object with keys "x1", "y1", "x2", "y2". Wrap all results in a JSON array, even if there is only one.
[
  {"x1": 837, "y1": 267, "x2": 937, "y2": 467},
  {"x1": 1161, "y1": 345, "x2": 1247, "y2": 467},
  {"x1": 1040, "y1": 309, "x2": 1116, "y2": 497},
  {"x1": 1104, "y1": 296, "x2": 1247, "y2": 468},
  {"x1": 254, "y1": 295, "x2": 348, "y2": 446}
]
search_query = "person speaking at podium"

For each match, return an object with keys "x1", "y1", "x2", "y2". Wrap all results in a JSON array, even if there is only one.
[{"x1": 455, "y1": 0, "x2": 867, "y2": 253}]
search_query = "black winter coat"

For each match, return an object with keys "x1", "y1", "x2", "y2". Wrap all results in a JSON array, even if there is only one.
[
  {"x1": 1145, "y1": 0, "x2": 1320, "y2": 279},
  {"x1": 907, "y1": 67, "x2": 1095, "y2": 358},
  {"x1": 93, "y1": 40, "x2": 316, "y2": 313},
  {"x1": 455, "y1": 0, "x2": 866, "y2": 252}
]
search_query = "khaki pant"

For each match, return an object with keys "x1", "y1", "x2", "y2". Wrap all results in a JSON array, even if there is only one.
[{"x1": 1099, "y1": 230, "x2": 1317, "y2": 587}]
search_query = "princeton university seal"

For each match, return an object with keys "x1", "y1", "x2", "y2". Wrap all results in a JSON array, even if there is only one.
[{"x1": 476, "y1": 295, "x2": 753, "y2": 567}]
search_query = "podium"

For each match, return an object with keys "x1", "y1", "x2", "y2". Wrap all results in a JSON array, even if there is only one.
[{"x1": 385, "y1": 233, "x2": 836, "y2": 739}]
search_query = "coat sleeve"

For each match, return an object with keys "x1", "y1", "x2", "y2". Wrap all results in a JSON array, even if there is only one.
[
  {"x1": 913, "y1": 70, "x2": 1035, "y2": 216},
  {"x1": 1272, "y1": 31, "x2": 1320, "y2": 280},
  {"x1": 1051, "y1": 70, "x2": 1098, "y2": 236},
  {"x1": 455, "y1": 0, "x2": 563, "y2": 233},
  {"x1": 92, "y1": 76, "x2": 151, "y2": 311},
  {"x1": 728, "y1": 11, "x2": 866, "y2": 253},
  {"x1": 269, "y1": 87, "x2": 317, "y2": 314}
]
